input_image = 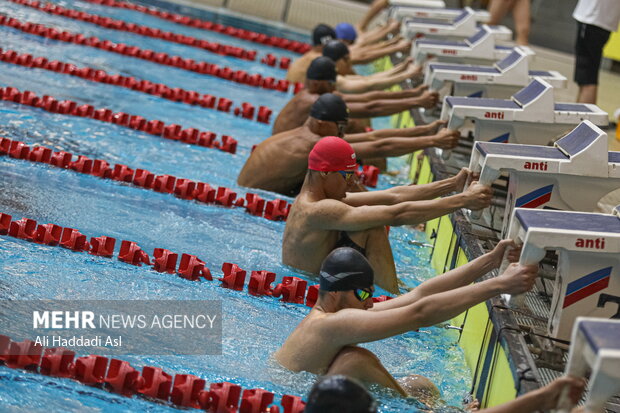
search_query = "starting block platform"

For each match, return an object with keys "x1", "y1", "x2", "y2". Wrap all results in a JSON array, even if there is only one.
[
  {"x1": 401, "y1": 8, "x2": 512, "y2": 41},
  {"x1": 469, "y1": 121, "x2": 620, "y2": 233},
  {"x1": 440, "y1": 78, "x2": 608, "y2": 164},
  {"x1": 505, "y1": 208, "x2": 620, "y2": 341},
  {"x1": 560, "y1": 318, "x2": 620, "y2": 412},
  {"x1": 425, "y1": 48, "x2": 565, "y2": 101},
  {"x1": 389, "y1": 3, "x2": 490, "y2": 23},
  {"x1": 412, "y1": 26, "x2": 534, "y2": 66}
]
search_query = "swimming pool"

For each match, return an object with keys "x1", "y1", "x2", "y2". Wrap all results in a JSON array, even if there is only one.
[{"x1": 0, "y1": 0, "x2": 473, "y2": 411}]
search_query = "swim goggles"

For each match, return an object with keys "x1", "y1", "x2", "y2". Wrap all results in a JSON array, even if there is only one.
[
  {"x1": 354, "y1": 288, "x2": 373, "y2": 301},
  {"x1": 335, "y1": 120, "x2": 348, "y2": 137},
  {"x1": 337, "y1": 170, "x2": 355, "y2": 181}
]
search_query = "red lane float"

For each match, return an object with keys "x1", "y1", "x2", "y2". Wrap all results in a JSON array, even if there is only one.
[
  {"x1": 0, "y1": 16, "x2": 291, "y2": 93},
  {"x1": 0, "y1": 137, "x2": 290, "y2": 221},
  {"x1": 0, "y1": 87, "x2": 237, "y2": 154},
  {"x1": 0, "y1": 334, "x2": 306, "y2": 412},
  {"x1": 0, "y1": 212, "x2": 395, "y2": 314},
  {"x1": 81, "y1": 0, "x2": 311, "y2": 54},
  {"x1": 0, "y1": 48, "x2": 274, "y2": 123},
  {"x1": 7, "y1": 0, "x2": 290, "y2": 67}
]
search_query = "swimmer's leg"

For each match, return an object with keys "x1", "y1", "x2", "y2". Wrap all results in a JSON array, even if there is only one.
[
  {"x1": 326, "y1": 346, "x2": 408, "y2": 396},
  {"x1": 347, "y1": 227, "x2": 398, "y2": 294}
]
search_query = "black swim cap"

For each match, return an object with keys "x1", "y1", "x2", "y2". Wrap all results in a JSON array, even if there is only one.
[
  {"x1": 307, "y1": 57, "x2": 337, "y2": 82},
  {"x1": 305, "y1": 375, "x2": 377, "y2": 413},
  {"x1": 312, "y1": 24, "x2": 337, "y2": 46},
  {"x1": 322, "y1": 40, "x2": 350, "y2": 62},
  {"x1": 310, "y1": 93, "x2": 349, "y2": 122},
  {"x1": 319, "y1": 247, "x2": 374, "y2": 292}
]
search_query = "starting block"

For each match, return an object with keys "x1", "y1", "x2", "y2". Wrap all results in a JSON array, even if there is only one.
[
  {"x1": 469, "y1": 121, "x2": 620, "y2": 232},
  {"x1": 558, "y1": 318, "x2": 620, "y2": 412},
  {"x1": 412, "y1": 26, "x2": 535, "y2": 66},
  {"x1": 402, "y1": 8, "x2": 512, "y2": 42},
  {"x1": 441, "y1": 78, "x2": 608, "y2": 163},
  {"x1": 425, "y1": 48, "x2": 566, "y2": 101},
  {"x1": 505, "y1": 208, "x2": 620, "y2": 341},
  {"x1": 389, "y1": 3, "x2": 490, "y2": 24}
]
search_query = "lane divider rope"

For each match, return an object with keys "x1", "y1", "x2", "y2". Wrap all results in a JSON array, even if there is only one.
[
  {"x1": 0, "y1": 46, "x2": 273, "y2": 124},
  {"x1": 0, "y1": 137, "x2": 291, "y2": 221},
  {"x1": 7, "y1": 0, "x2": 292, "y2": 70},
  {"x1": 0, "y1": 15, "x2": 292, "y2": 93},
  {"x1": 0, "y1": 212, "x2": 393, "y2": 307},
  {"x1": 81, "y1": 0, "x2": 311, "y2": 54},
  {"x1": 0, "y1": 334, "x2": 306, "y2": 413},
  {"x1": 0, "y1": 86, "x2": 240, "y2": 154}
]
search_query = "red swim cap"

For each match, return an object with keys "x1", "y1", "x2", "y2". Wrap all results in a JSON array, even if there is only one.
[{"x1": 308, "y1": 136, "x2": 357, "y2": 172}]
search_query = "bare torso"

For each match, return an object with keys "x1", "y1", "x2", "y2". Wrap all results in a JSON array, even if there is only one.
[
  {"x1": 282, "y1": 193, "x2": 342, "y2": 274},
  {"x1": 236, "y1": 126, "x2": 323, "y2": 195},
  {"x1": 274, "y1": 308, "x2": 344, "y2": 374},
  {"x1": 272, "y1": 90, "x2": 318, "y2": 135},
  {"x1": 286, "y1": 51, "x2": 322, "y2": 83}
]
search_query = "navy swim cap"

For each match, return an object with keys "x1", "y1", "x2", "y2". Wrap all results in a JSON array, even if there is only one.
[
  {"x1": 322, "y1": 40, "x2": 350, "y2": 62},
  {"x1": 319, "y1": 247, "x2": 374, "y2": 292},
  {"x1": 312, "y1": 24, "x2": 337, "y2": 46},
  {"x1": 310, "y1": 93, "x2": 349, "y2": 122},
  {"x1": 307, "y1": 57, "x2": 337, "y2": 81},
  {"x1": 305, "y1": 375, "x2": 377, "y2": 413},
  {"x1": 335, "y1": 23, "x2": 357, "y2": 42}
]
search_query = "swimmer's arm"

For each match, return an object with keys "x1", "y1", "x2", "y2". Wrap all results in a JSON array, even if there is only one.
[
  {"x1": 345, "y1": 97, "x2": 429, "y2": 118},
  {"x1": 328, "y1": 278, "x2": 507, "y2": 343},
  {"x1": 341, "y1": 87, "x2": 424, "y2": 103},
  {"x1": 357, "y1": 0, "x2": 390, "y2": 32},
  {"x1": 308, "y1": 195, "x2": 469, "y2": 231},
  {"x1": 350, "y1": 41, "x2": 411, "y2": 65},
  {"x1": 336, "y1": 69, "x2": 414, "y2": 93},
  {"x1": 350, "y1": 135, "x2": 446, "y2": 158},
  {"x1": 343, "y1": 176, "x2": 458, "y2": 207}
]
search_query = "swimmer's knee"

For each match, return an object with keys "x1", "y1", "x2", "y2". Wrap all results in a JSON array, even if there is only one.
[{"x1": 398, "y1": 374, "x2": 440, "y2": 401}]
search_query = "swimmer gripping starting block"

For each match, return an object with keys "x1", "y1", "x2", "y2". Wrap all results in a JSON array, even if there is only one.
[
  {"x1": 468, "y1": 121, "x2": 620, "y2": 232},
  {"x1": 425, "y1": 48, "x2": 565, "y2": 101},
  {"x1": 389, "y1": 3, "x2": 490, "y2": 24},
  {"x1": 559, "y1": 318, "x2": 620, "y2": 412},
  {"x1": 504, "y1": 208, "x2": 620, "y2": 342},
  {"x1": 440, "y1": 78, "x2": 608, "y2": 161},
  {"x1": 412, "y1": 26, "x2": 534, "y2": 66},
  {"x1": 401, "y1": 8, "x2": 512, "y2": 42}
]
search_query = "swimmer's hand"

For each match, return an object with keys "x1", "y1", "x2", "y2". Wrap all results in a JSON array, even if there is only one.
[
  {"x1": 452, "y1": 167, "x2": 471, "y2": 192},
  {"x1": 534, "y1": 376, "x2": 586, "y2": 411},
  {"x1": 417, "y1": 90, "x2": 440, "y2": 109},
  {"x1": 428, "y1": 119, "x2": 447, "y2": 133},
  {"x1": 488, "y1": 239, "x2": 521, "y2": 268},
  {"x1": 432, "y1": 128, "x2": 460, "y2": 150},
  {"x1": 461, "y1": 181, "x2": 493, "y2": 210},
  {"x1": 496, "y1": 263, "x2": 538, "y2": 295}
]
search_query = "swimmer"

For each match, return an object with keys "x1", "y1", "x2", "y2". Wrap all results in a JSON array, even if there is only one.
[
  {"x1": 335, "y1": 23, "x2": 412, "y2": 65},
  {"x1": 287, "y1": 24, "x2": 337, "y2": 84},
  {"x1": 303, "y1": 374, "x2": 586, "y2": 413},
  {"x1": 239, "y1": 94, "x2": 459, "y2": 197},
  {"x1": 280, "y1": 136, "x2": 491, "y2": 292},
  {"x1": 323, "y1": 41, "x2": 422, "y2": 94},
  {"x1": 275, "y1": 246, "x2": 538, "y2": 395},
  {"x1": 273, "y1": 56, "x2": 438, "y2": 135}
]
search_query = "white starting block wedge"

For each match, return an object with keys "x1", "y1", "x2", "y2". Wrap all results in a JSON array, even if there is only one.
[
  {"x1": 412, "y1": 26, "x2": 535, "y2": 66},
  {"x1": 389, "y1": 4, "x2": 489, "y2": 24},
  {"x1": 401, "y1": 8, "x2": 512, "y2": 41},
  {"x1": 559, "y1": 318, "x2": 620, "y2": 412},
  {"x1": 441, "y1": 78, "x2": 608, "y2": 162},
  {"x1": 505, "y1": 208, "x2": 620, "y2": 342},
  {"x1": 468, "y1": 121, "x2": 620, "y2": 233},
  {"x1": 425, "y1": 48, "x2": 565, "y2": 101}
]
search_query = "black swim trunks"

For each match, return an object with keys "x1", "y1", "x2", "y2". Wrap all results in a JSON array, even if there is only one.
[
  {"x1": 334, "y1": 231, "x2": 367, "y2": 256},
  {"x1": 574, "y1": 21, "x2": 611, "y2": 86}
]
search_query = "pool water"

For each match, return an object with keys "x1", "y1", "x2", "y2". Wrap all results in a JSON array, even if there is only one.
[{"x1": 0, "y1": 0, "x2": 472, "y2": 411}]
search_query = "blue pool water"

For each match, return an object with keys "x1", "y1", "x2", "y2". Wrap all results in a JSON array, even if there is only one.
[{"x1": 0, "y1": 1, "x2": 472, "y2": 411}]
